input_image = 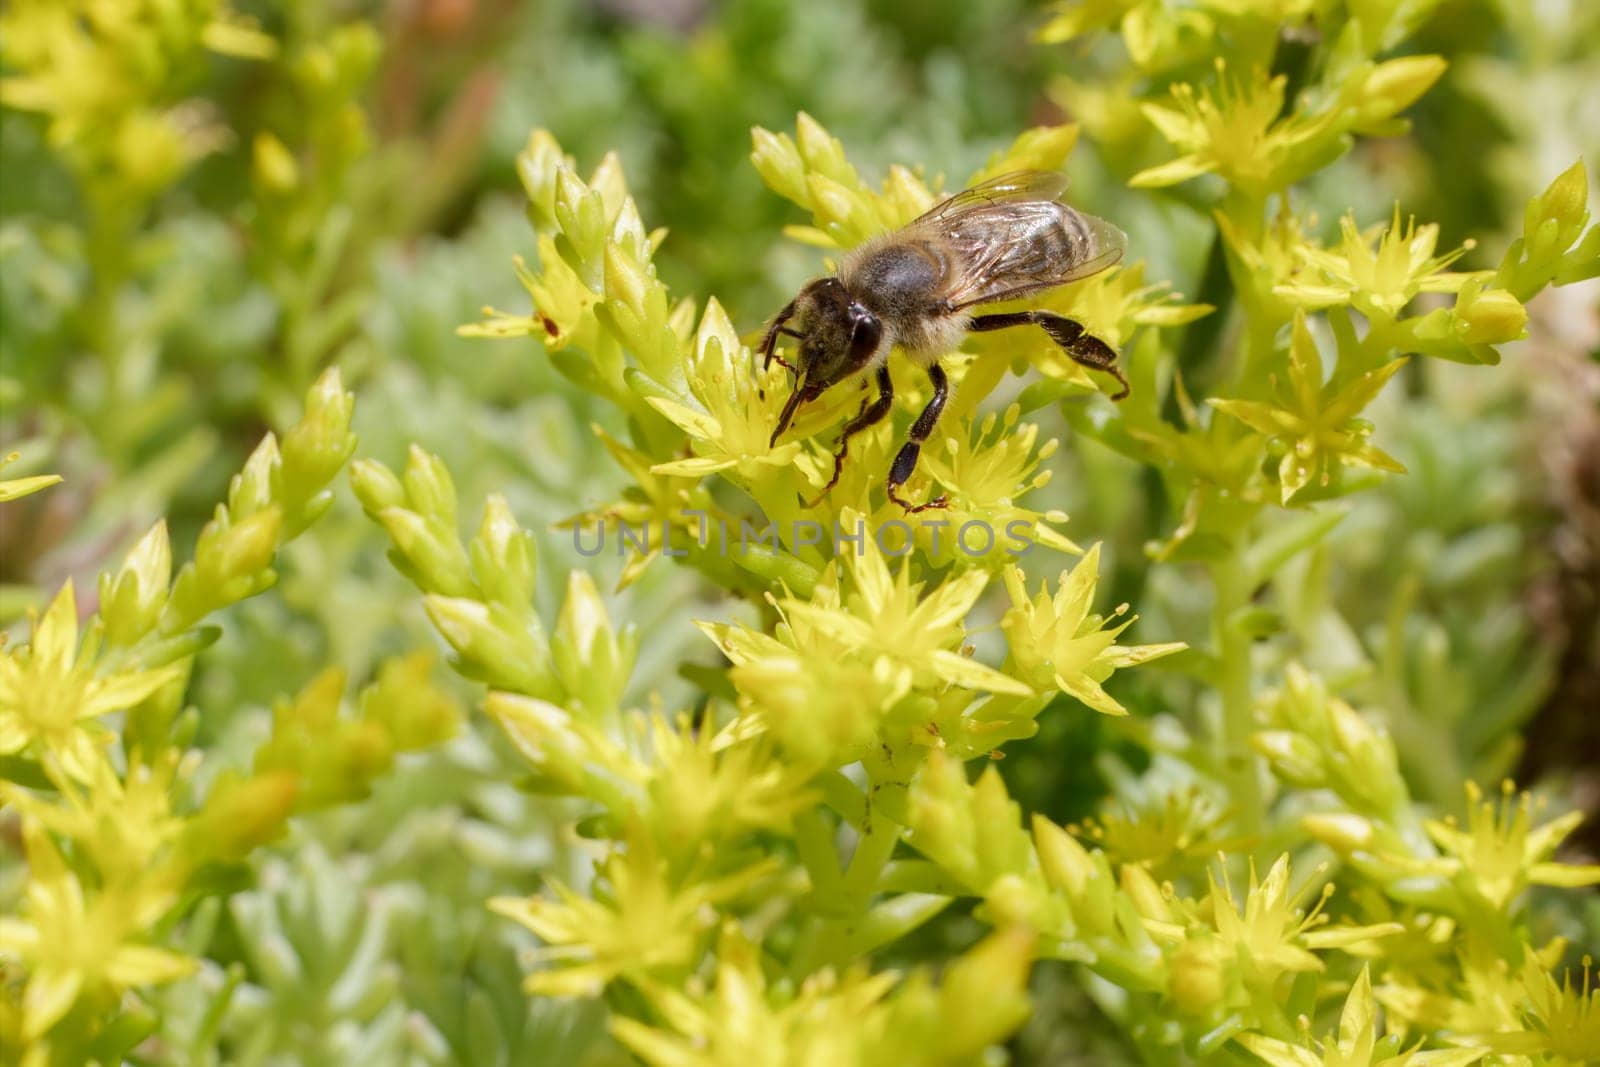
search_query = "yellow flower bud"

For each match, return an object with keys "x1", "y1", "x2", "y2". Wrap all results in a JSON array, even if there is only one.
[
  {"x1": 190, "y1": 771, "x2": 300, "y2": 861},
  {"x1": 1251, "y1": 730, "x2": 1326, "y2": 787},
  {"x1": 1524, "y1": 158, "x2": 1589, "y2": 252},
  {"x1": 1168, "y1": 940, "x2": 1227, "y2": 1016},
  {"x1": 349, "y1": 458, "x2": 406, "y2": 514},
  {"x1": 252, "y1": 132, "x2": 299, "y2": 193},
  {"x1": 1454, "y1": 286, "x2": 1527, "y2": 344},
  {"x1": 553, "y1": 570, "x2": 636, "y2": 716},
  {"x1": 115, "y1": 111, "x2": 188, "y2": 193},
  {"x1": 472, "y1": 494, "x2": 538, "y2": 610},
  {"x1": 1120, "y1": 863, "x2": 1172, "y2": 921},
  {"x1": 282, "y1": 368, "x2": 356, "y2": 488},
  {"x1": 424, "y1": 595, "x2": 553, "y2": 695},
  {"x1": 101, "y1": 521, "x2": 172, "y2": 646},
  {"x1": 1303, "y1": 812, "x2": 1377, "y2": 853},
  {"x1": 1033, "y1": 814, "x2": 1096, "y2": 898},
  {"x1": 208, "y1": 508, "x2": 283, "y2": 586},
  {"x1": 364, "y1": 653, "x2": 461, "y2": 751},
  {"x1": 1353, "y1": 55, "x2": 1447, "y2": 131},
  {"x1": 402, "y1": 445, "x2": 460, "y2": 529},
  {"x1": 603, "y1": 243, "x2": 651, "y2": 320}
]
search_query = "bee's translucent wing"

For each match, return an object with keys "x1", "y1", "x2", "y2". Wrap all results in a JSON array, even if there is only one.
[
  {"x1": 899, "y1": 170, "x2": 1127, "y2": 310},
  {"x1": 910, "y1": 170, "x2": 1072, "y2": 226},
  {"x1": 947, "y1": 208, "x2": 1126, "y2": 309}
]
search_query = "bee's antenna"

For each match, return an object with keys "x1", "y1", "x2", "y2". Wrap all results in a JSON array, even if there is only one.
[{"x1": 770, "y1": 371, "x2": 809, "y2": 447}]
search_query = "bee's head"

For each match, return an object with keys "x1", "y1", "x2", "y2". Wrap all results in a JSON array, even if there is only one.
[{"x1": 768, "y1": 277, "x2": 883, "y2": 445}]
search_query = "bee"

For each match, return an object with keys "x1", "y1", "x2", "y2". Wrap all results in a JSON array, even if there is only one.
[{"x1": 762, "y1": 170, "x2": 1128, "y2": 511}]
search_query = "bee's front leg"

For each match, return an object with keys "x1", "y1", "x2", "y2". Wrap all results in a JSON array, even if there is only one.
[
  {"x1": 971, "y1": 311, "x2": 1129, "y2": 400},
  {"x1": 760, "y1": 300, "x2": 799, "y2": 374},
  {"x1": 805, "y1": 366, "x2": 894, "y2": 508},
  {"x1": 886, "y1": 362, "x2": 950, "y2": 513}
]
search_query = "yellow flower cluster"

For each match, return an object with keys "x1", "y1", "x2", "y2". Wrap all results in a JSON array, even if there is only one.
[
  {"x1": 429, "y1": 10, "x2": 1599, "y2": 1044},
  {"x1": 1, "y1": 373, "x2": 463, "y2": 1058}
]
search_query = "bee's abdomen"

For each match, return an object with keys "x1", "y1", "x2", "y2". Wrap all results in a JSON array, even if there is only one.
[{"x1": 960, "y1": 203, "x2": 1081, "y2": 284}]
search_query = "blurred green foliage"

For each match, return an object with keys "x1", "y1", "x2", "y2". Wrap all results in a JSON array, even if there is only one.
[{"x1": 2, "y1": 0, "x2": 1598, "y2": 1064}]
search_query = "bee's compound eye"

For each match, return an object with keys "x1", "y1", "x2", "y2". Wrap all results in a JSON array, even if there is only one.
[{"x1": 848, "y1": 307, "x2": 883, "y2": 365}]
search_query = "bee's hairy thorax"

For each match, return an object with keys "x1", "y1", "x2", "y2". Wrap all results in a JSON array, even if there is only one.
[{"x1": 839, "y1": 237, "x2": 968, "y2": 360}]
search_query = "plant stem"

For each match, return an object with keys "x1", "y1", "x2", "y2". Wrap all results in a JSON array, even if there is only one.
[
  {"x1": 1211, "y1": 551, "x2": 1263, "y2": 835},
  {"x1": 792, "y1": 779, "x2": 906, "y2": 975},
  {"x1": 794, "y1": 807, "x2": 842, "y2": 898},
  {"x1": 842, "y1": 789, "x2": 902, "y2": 902}
]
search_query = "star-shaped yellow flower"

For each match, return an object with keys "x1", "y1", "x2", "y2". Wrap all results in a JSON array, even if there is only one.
[
  {"x1": 0, "y1": 822, "x2": 195, "y2": 1042},
  {"x1": 649, "y1": 298, "x2": 805, "y2": 485},
  {"x1": 1000, "y1": 544, "x2": 1184, "y2": 715},
  {"x1": 701, "y1": 509, "x2": 1030, "y2": 769},
  {"x1": 1278, "y1": 207, "x2": 1483, "y2": 321},
  {"x1": 1211, "y1": 313, "x2": 1408, "y2": 504},
  {"x1": 1132, "y1": 62, "x2": 1330, "y2": 196},
  {"x1": 0, "y1": 581, "x2": 182, "y2": 782},
  {"x1": 487, "y1": 836, "x2": 774, "y2": 998},
  {"x1": 1236, "y1": 967, "x2": 1488, "y2": 1066},
  {"x1": 1422, "y1": 781, "x2": 1600, "y2": 911}
]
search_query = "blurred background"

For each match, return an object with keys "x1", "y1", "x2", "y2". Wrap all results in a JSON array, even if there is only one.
[{"x1": 2, "y1": 0, "x2": 1597, "y2": 1062}]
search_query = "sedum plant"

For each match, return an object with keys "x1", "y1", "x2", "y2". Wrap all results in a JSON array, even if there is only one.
[
  {"x1": 346, "y1": 2, "x2": 1600, "y2": 1064},
  {"x1": 1, "y1": 372, "x2": 462, "y2": 1065},
  {"x1": 2, "y1": 1, "x2": 1597, "y2": 1065}
]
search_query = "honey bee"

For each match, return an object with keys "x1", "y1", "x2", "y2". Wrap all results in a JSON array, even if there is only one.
[{"x1": 762, "y1": 170, "x2": 1128, "y2": 511}]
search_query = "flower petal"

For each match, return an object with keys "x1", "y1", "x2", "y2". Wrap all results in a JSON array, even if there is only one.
[
  {"x1": 104, "y1": 945, "x2": 199, "y2": 986},
  {"x1": 23, "y1": 965, "x2": 82, "y2": 1041}
]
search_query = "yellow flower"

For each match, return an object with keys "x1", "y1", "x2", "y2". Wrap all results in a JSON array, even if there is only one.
[
  {"x1": 993, "y1": 262, "x2": 1211, "y2": 388},
  {"x1": 1132, "y1": 62, "x2": 1329, "y2": 195},
  {"x1": 0, "y1": 0, "x2": 272, "y2": 189},
  {"x1": 1423, "y1": 781, "x2": 1600, "y2": 911},
  {"x1": 0, "y1": 581, "x2": 182, "y2": 781},
  {"x1": 611, "y1": 923, "x2": 897, "y2": 1067},
  {"x1": 701, "y1": 510, "x2": 1029, "y2": 769},
  {"x1": 765, "y1": 514, "x2": 1027, "y2": 696},
  {"x1": 1185, "y1": 856, "x2": 1403, "y2": 986},
  {"x1": 916, "y1": 404, "x2": 1079, "y2": 565},
  {"x1": 611, "y1": 923, "x2": 1033, "y2": 1067},
  {"x1": 1129, "y1": 370, "x2": 1271, "y2": 536},
  {"x1": 1075, "y1": 786, "x2": 1238, "y2": 878},
  {"x1": 1216, "y1": 208, "x2": 1319, "y2": 324},
  {"x1": 1039, "y1": 1, "x2": 1219, "y2": 73},
  {"x1": 1236, "y1": 967, "x2": 1488, "y2": 1066},
  {"x1": 1278, "y1": 207, "x2": 1482, "y2": 321},
  {"x1": 1000, "y1": 543, "x2": 1184, "y2": 715},
  {"x1": 1211, "y1": 313, "x2": 1408, "y2": 504},
  {"x1": 0, "y1": 748, "x2": 188, "y2": 887},
  {"x1": 487, "y1": 836, "x2": 774, "y2": 998},
  {"x1": 560, "y1": 425, "x2": 714, "y2": 589},
  {"x1": 648, "y1": 299, "x2": 805, "y2": 485},
  {"x1": 0, "y1": 822, "x2": 195, "y2": 1042},
  {"x1": 704, "y1": 632, "x2": 913, "y2": 774},
  {"x1": 642, "y1": 711, "x2": 817, "y2": 857},
  {"x1": 1482, "y1": 956, "x2": 1600, "y2": 1065}
]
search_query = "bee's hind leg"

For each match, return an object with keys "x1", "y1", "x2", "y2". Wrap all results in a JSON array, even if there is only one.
[
  {"x1": 970, "y1": 311, "x2": 1129, "y2": 400},
  {"x1": 805, "y1": 366, "x2": 893, "y2": 508},
  {"x1": 886, "y1": 362, "x2": 950, "y2": 513}
]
